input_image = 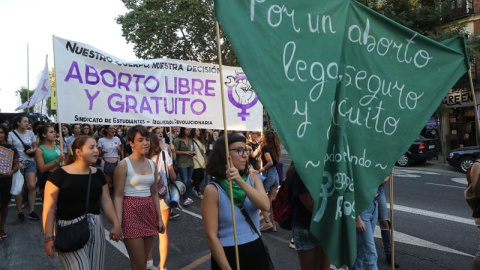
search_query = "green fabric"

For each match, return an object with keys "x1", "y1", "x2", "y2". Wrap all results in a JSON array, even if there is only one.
[
  {"x1": 174, "y1": 138, "x2": 194, "y2": 168},
  {"x1": 218, "y1": 176, "x2": 248, "y2": 208},
  {"x1": 214, "y1": 0, "x2": 469, "y2": 267}
]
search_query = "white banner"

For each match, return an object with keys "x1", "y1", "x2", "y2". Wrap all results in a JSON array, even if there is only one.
[
  {"x1": 53, "y1": 36, "x2": 263, "y2": 131},
  {"x1": 16, "y1": 55, "x2": 51, "y2": 111}
]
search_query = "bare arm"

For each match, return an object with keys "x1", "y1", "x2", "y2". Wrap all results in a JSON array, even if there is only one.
[
  {"x1": 35, "y1": 148, "x2": 61, "y2": 173},
  {"x1": 113, "y1": 160, "x2": 127, "y2": 226},
  {"x1": 259, "y1": 152, "x2": 274, "y2": 173},
  {"x1": 151, "y1": 163, "x2": 165, "y2": 233},
  {"x1": 100, "y1": 183, "x2": 122, "y2": 241},
  {"x1": 226, "y1": 159, "x2": 270, "y2": 211},
  {"x1": 202, "y1": 185, "x2": 232, "y2": 270},
  {"x1": 167, "y1": 164, "x2": 176, "y2": 182},
  {"x1": 42, "y1": 181, "x2": 59, "y2": 257},
  {"x1": 469, "y1": 162, "x2": 480, "y2": 195}
]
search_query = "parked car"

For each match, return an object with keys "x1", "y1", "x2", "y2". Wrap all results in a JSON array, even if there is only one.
[
  {"x1": 447, "y1": 146, "x2": 480, "y2": 173},
  {"x1": 396, "y1": 135, "x2": 438, "y2": 167}
]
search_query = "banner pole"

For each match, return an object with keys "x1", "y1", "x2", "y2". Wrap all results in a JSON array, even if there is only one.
[
  {"x1": 389, "y1": 169, "x2": 395, "y2": 270},
  {"x1": 215, "y1": 20, "x2": 240, "y2": 270},
  {"x1": 468, "y1": 69, "x2": 480, "y2": 146},
  {"x1": 52, "y1": 36, "x2": 65, "y2": 156}
]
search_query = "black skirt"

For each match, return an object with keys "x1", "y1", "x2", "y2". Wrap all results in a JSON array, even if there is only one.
[{"x1": 211, "y1": 238, "x2": 270, "y2": 270}]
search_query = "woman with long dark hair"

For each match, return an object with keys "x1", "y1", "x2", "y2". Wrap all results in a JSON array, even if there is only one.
[
  {"x1": 258, "y1": 130, "x2": 281, "y2": 232},
  {"x1": 113, "y1": 125, "x2": 165, "y2": 270},
  {"x1": 42, "y1": 136, "x2": 122, "y2": 269},
  {"x1": 35, "y1": 124, "x2": 64, "y2": 198},
  {"x1": 191, "y1": 128, "x2": 207, "y2": 199},
  {"x1": 147, "y1": 132, "x2": 177, "y2": 270},
  {"x1": 202, "y1": 133, "x2": 270, "y2": 270},
  {"x1": 98, "y1": 125, "x2": 123, "y2": 188},
  {"x1": 173, "y1": 127, "x2": 195, "y2": 206},
  {"x1": 8, "y1": 114, "x2": 39, "y2": 221}
]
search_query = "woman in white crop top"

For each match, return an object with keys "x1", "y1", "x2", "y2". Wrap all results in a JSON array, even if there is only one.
[{"x1": 113, "y1": 125, "x2": 165, "y2": 270}]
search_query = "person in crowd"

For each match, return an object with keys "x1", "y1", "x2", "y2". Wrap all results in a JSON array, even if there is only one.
[
  {"x1": 59, "y1": 124, "x2": 71, "y2": 157},
  {"x1": 94, "y1": 126, "x2": 106, "y2": 141},
  {"x1": 98, "y1": 125, "x2": 123, "y2": 189},
  {"x1": 8, "y1": 114, "x2": 39, "y2": 221},
  {"x1": 35, "y1": 124, "x2": 64, "y2": 198},
  {"x1": 466, "y1": 156, "x2": 480, "y2": 269},
  {"x1": 174, "y1": 127, "x2": 195, "y2": 206},
  {"x1": 0, "y1": 124, "x2": 19, "y2": 238},
  {"x1": 123, "y1": 126, "x2": 133, "y2": 158},
  {"x1": 191, "y1": 128, "x2": 207, "y2": 199},
  {"x1": 377, "y1": 175, "x2": 400, "y2": 268},
  {"x1": 289, "y1": 162, "x2": 330, "y2": 270},
  {"x1": 82, "y1": 124, "x2": 93, "y2": 137},
  {"x1": 43, "y1": 136, "x2": 122, "y2": 269},
  {"x1": 116, "y1": 126, "x2": 127, "y2": 147},
  {"x1": 257, "y1": 130, "x2": 281, "y2": 232},
  {"x1": 153, "y1": 127, "x2": 175, "y2": 161},
  {"x1": 148, "y1": 132, "x2": 177, "y2": 270},
  {"x1": 205, "y1": 130, "x2": 219, "y2": 186},
  {"x1": 202, "y1": 133, "x2": 270, "y2": 270},
  {"x1": 67, "y1": 124, "x2": 82, "y2": 156},
  {"x1": 353, "y1": 184, "x2": 383, "y2": 270},
  {"x1": 460, "y1": 133, "x2": 471, "y2": 148},
  {"x1": 247, "y1": 132, "x2": 261, "y2": 172},
  {"x1": 113, "y1": 125, "x2": 165, "y2": 270}
]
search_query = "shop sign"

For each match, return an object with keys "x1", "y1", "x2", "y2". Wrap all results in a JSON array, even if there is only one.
[{"x1": 442, "y1": 91, "x2": 473, "y2": 108}]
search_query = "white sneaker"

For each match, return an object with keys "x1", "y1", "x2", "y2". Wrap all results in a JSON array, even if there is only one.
[
  {"x1": 183, "y1": 198, "x2": 194, "y2": 206},
  {"x1": 193, "y1": 190, "x2": 204, "y2": 199},
  {"x1": 146, "y1": 260, "x2": 159, "y2": 270}
]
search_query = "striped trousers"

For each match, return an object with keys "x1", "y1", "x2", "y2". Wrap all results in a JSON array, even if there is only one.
[{"x1": 57, "y1": 214, "x2": 106, "y2": 270}]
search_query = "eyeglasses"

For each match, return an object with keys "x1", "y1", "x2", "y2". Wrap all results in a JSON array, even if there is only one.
[{"x1": 229, "y1": 147, "x2": 252, "y2": 156}]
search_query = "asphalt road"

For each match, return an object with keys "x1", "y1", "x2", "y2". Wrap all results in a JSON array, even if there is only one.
[{"x1": 0, "y1": 160, "x2": 476, "y2": 270}]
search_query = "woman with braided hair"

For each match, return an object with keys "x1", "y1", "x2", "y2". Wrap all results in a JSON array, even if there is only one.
[{"x1": 257, "y1": 130, "x2": 281, "y2": 232}]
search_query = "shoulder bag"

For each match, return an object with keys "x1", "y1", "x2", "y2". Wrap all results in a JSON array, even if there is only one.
[
  {"x1": 155, "y1": 151, "x2": 169, "y2": 198},
  {"x1": 12, "y1": 131, "x2": 35, "y2": 157},
  {"x1": 54, "y1": 168, "x2": 92, "y2": 253}
]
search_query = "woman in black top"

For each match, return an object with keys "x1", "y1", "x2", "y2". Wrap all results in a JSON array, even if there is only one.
[{"x1": 42, "y1": 136, "x2": 122, "y2": 269}]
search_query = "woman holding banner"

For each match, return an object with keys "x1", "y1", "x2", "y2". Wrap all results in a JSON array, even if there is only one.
[
  {"x1": 174, "y1": 127, "x2": 195, "y2": 206},
  {"x1": 113, "y1": 125, "x2": 165, "y2": 270},
  {"x1": 202, "y1": 133, "x2": 271, "y2": 270}
]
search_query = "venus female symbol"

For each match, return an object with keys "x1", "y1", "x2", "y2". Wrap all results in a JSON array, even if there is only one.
[{"x1": 225, "y1": 72, "x2": 259, "y2": 121}]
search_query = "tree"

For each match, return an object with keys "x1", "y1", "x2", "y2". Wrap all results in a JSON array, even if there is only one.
[
  {"x1": 116, "y1": 0, "x2": 239, "y2": 66},
  {"x1": 16, "y1": 87, "x2": 34, "y2": 113},
  {"x1": 16, "y1": 67, "x2": 55, "y2": 116}
]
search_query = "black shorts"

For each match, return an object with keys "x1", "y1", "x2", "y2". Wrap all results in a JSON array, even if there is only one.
[
  {"x1": 211, "y1": 238, "x2": 270, "y2": 270},
  {"x1": 37, "y1": 171, "x2": 52, "y2": 189},
  {"x1": 0, "y1": 178, "x2": 12, "y2": 204}
]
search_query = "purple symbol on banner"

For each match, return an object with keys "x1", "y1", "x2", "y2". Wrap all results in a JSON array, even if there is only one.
[{"x1": 226, "y1": 72, "x2": 259, "y2": 121}]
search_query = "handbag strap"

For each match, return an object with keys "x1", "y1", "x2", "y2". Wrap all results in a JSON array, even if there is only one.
[
  {"x1": 161, "y1": 150, "x2": 169, "y2": 180},
  {"x1": 83, "y1": 168, "x2": 92, "y2": 215},
  {"x1": 13, "y1": 130, "x2": 30, "y2": 149},
  {"x1": 192, "y1": 139, "x2": 205, "y2": 156}
]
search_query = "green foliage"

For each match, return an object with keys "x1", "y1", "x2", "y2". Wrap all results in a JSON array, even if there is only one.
[
  {"x1": 16, "y1": 87, "x2": 34, "y2": 113},
  {"x1": 116, "y1": 0, "x2": 239, "y2": 66}
]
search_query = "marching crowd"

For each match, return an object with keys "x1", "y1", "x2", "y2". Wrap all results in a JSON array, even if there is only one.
[{"x1": 0, "y1": 114, "x2": 405, "y2": 270}]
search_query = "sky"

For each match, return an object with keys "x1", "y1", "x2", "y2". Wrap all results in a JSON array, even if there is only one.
[{"x1": 0, "y1": 0, "x2": 138, "y2": 113}]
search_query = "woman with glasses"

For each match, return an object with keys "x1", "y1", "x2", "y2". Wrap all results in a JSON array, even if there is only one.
[
  {"x1": 257, "y1": 130, "x2": 281, "y2": 232},
  {"x1": 202, "y1": 133, "x2": 270, "y2": 270},
  {"x1": 173, "y1": 127, "x2": 195, "y2": 206}
]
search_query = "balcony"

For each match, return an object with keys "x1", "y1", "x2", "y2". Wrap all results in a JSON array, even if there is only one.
[{"x1": 451, "y1": 0, "x2": 474, "y2": 19}]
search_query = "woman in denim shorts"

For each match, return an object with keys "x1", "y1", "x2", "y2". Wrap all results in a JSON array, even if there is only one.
[
  {"x1": 258, "y1": 130, "x2": 281, "y2": 232},
  {"x1": 289, "y1": 162, "x2": 330, "y2": 270},
  {"x1": 7, "y1": 114, "x2": 39, "y2": 221}
]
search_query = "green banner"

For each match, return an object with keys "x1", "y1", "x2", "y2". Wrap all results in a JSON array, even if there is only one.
[{"x1": 215, "y1": 0, "x2": 468, "y2": 267}]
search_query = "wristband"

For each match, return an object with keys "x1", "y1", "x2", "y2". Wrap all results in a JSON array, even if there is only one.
[
  {"x1": 44, "y1": 235, "x2": 55, "y2": 240},
  {"x1": 44, "y1": 238, "x2": 55, "y2": 244}
]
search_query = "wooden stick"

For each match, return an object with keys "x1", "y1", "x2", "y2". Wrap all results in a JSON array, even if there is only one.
[
  {"x1": 52, "y1": 37, "x2": 65, "y2": 158},
  {"x1": 389, "y1": 170, "x2": 395, "y2": 270},
  {"x1": 468, "y1": 69, "x2": 480, "y2": 146},
  {"x1": 215, "y1": 20, "x2": 240, "y2": 270}
]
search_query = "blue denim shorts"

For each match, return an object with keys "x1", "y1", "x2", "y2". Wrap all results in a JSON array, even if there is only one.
[
  {"x1": 262, "y1": 167, "x2": 279, "y2": 191},
  {"x1": 293, "y1": 227, "x2": 320, "y2": 251},
  {"x1": 22, "y1": 159, "x2": 36, "y2": 174}
]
